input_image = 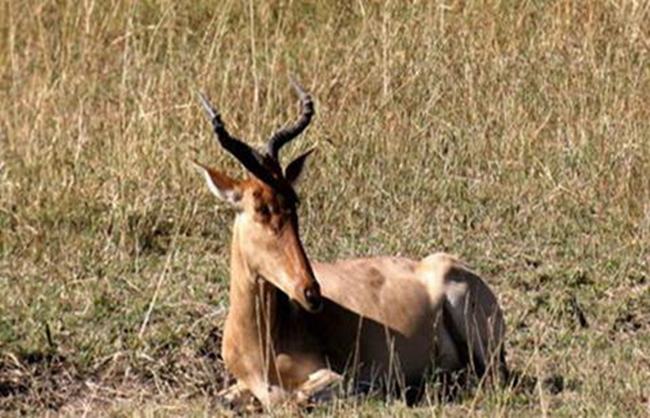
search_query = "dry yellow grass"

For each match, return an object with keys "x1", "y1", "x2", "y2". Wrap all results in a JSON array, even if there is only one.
[{"x1": 1, "y1": 0, "x2": 649, "y2": 415}]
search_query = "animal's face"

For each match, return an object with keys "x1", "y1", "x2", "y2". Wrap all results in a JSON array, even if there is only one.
[
  {"x1": 194, "y1": 164, "x2": 322, "y2": 313},
  {"x1": 234, "y1": 180, "x2": 322, "y2": 313}
]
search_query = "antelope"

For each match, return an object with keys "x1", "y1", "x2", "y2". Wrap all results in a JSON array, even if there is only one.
[{"x1": 192, "y1": 80, "x2": 507, "y2": 408}]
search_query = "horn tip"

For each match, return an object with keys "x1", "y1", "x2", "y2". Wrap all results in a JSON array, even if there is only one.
[
  {"x1": 197, "y1": 91, "x2": 218, "y2": 119},
  {"x1": 288, "y1": 76, "x2": 308, "y2": 98}
]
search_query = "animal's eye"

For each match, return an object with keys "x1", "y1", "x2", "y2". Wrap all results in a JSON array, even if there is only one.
[{"x1": 257, "y1": 205, "x2": 271, "y2": 217}]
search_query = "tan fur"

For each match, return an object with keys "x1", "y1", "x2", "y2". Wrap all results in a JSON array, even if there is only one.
[
  {"x1": 194, "y1": 84, "x2": 506, "y2": 408},
  {"x1": 204, "y1": 178, "x2": 506, "y2": 409}
]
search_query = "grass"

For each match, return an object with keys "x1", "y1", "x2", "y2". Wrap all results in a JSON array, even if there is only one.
[{"x1": 1, "y1": 0, "x2": 649, "y2": 415}]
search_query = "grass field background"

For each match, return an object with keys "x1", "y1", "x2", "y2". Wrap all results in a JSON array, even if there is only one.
[{"x1": 1, "y1": 0, "x2": 649, "y2": 415}]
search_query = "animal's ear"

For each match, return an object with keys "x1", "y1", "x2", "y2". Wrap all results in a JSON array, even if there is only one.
[
  {"x1": 192, "y1": 160, "x2": 242, "y2": 206},
  {"x1": 285, "y1": 148, "x2": 315, "y2": 186}
]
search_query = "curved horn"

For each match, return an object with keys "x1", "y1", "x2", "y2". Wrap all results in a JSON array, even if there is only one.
[
  {"x1": 197, "y1": 92, "x2": 280, "y2": 190},
  {"x1": 197, "y1": 91, "x2": 299, "y2": 204},
  {"x1": 266, "y1": 78, "x2": 314, "y2": 161}
]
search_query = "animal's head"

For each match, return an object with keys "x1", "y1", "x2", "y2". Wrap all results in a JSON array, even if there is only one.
[{"x1": 193, "y1": 79, "x2": 322, "y2": 313}]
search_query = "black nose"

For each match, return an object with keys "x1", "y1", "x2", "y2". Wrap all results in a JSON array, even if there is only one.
[{"x1": 304, "y1": 286, "x2": 322, "y2": 311}]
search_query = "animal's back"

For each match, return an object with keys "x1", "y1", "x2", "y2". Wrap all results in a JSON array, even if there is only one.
[{"x1": 310, "y1": 253, "x2": 506, "y2": 384}]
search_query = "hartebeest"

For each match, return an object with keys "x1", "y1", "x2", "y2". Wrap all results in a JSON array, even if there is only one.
[{"x1": 193, "y1": 80, "x2": 507, "y2": 408}]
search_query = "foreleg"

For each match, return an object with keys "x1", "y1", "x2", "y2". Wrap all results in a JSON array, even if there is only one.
[{"x1": 295, "y1": 368, "x2": 343, "y2": 404}]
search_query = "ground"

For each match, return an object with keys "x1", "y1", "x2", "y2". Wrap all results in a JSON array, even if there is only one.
[{"x1": 1, "y1": 1, "x2": 649, "y2": 416}]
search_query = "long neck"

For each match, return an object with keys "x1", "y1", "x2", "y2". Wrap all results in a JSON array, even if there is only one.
[{"x1": 226, "y1": 219, "x2": 281, "y2": 376}]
